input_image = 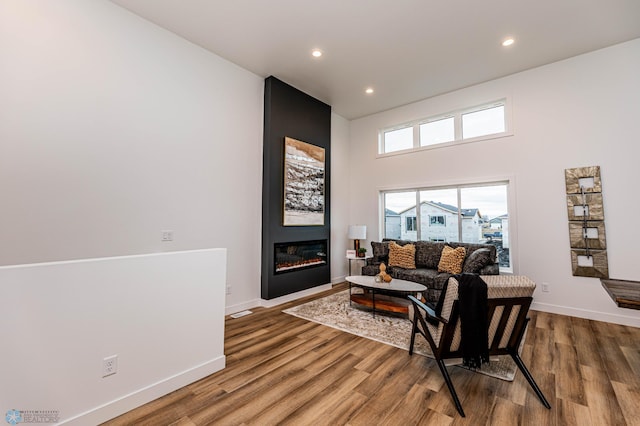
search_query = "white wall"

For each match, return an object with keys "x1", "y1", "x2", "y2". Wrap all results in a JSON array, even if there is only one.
[
  {"x1": 330, "y1": 112, "x2": 351, "y2": 282},
  {"x1": 0, "y1": 1, "x2": 264, "y2": 309},
  {"x1": 349, "y1": 39, "x2": 640, "y2": 327},
  {"x1": 0, "y1": 249, "x2": 226, "y2": 425}
]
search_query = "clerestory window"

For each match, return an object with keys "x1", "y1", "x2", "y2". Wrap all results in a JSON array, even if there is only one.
[{"x1": 379, "y1": 99, "x2": 511, "y2": 155}]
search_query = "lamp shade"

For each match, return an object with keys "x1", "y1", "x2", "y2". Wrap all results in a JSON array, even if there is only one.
[{"x1": 348, "y1": 225, "x2": 367, "y2": 240}]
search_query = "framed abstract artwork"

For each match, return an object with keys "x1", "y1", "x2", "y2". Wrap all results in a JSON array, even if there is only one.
[{"x1": 283, "y1": 137, "x2": 325, "y2": 226}]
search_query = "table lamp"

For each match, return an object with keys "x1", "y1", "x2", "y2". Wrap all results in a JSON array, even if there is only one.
[{"x1": 348, "y1": 225, "x2": 367, "y2": 252}]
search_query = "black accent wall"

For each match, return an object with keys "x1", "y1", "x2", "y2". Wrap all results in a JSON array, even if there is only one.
[{"x1": 261, "y1": 77, "x2": 331, "y2": 299}]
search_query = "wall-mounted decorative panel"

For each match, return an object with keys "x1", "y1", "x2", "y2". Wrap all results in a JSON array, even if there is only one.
[
  {"x1": 570, "y1": 249, "x2": 609, "y2": 278},
  {"x1": 568, "y1": 221, "x2": 606, "y2": 249},
  {"x1": 565, "y1": 166, "x2": 602, "y2": 193},
  {"x1": 565, "y1": 166, "x2": 608, "y2": 278}
]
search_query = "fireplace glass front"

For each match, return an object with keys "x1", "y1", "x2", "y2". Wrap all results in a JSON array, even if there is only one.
[{"x1": 275, "y1": 240, "x2": 327, "y2": 274}]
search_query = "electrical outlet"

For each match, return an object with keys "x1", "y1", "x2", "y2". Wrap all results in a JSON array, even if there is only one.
[
  {"x1": 102, "y1": 355, "x2": 118, "y2": 377},
  {"x1": 542, "y1": 282, "x2": 550, "y2": 293},
  {"x1": 226, "y1": 285, "x2": 232, "y2": 295},
  {"x1": 161, "y1": 230, "x2": 173, "y2": 242}
]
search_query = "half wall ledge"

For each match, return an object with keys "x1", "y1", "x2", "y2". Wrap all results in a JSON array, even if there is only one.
[{"x1": 601, "y1": 278, "x2": 640, "y2": 310}]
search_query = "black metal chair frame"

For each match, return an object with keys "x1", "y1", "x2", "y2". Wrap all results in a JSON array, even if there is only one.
[{"x1": 408, "y1": 295, "x2": 551, "y2": 417}]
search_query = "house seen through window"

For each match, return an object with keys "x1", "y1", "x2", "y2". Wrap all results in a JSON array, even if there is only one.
[{"x1": 382, "y1": 182, "x2": 511, "y2": 271}]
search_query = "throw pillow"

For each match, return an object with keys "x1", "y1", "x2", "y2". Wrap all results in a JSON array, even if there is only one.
[
  {"x1": 438, "y1": 245, "x2": 467, "y2": 274},
  {"x1": 462, "y1": 248, "x2": 493, "y2": 273},
  {"x1": 371, "y1": 241, "x2": 390, "y2": 263},
  {"x1": 415, "y1": 241, "x2": 445, "y2": 269},
  {"x1": 388, "y1": 242, "x2": 416, "y2": 269}
]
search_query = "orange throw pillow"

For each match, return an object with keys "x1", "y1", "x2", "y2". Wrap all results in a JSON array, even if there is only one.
[
  {"x1": 438, "y1": 245, "x2": 467, "y2": 274},
  {"x1": 388, "y1": 242, "x2": 416, "y2": 269}
]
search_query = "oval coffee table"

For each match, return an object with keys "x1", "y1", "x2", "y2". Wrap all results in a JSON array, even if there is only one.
[{"x1": 346, "y1": 275, "x2": 427, "y2": 317}]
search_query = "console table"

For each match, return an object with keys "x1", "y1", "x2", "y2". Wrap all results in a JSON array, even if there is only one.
[{"x1": 346, "y1": 255, "x2": 372, "y2": 276}]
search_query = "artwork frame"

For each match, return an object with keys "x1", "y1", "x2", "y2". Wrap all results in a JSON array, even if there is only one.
[{"x1": 283, "y1": 137, "x2": 325, "y2": 226}]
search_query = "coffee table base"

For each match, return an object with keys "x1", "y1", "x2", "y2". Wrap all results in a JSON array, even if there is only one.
[
  {"x1": 350, "y1": 293, "x2": 411, "y2": 315},
  {"x1": 349, "y1": 290, "x2": 427, "y2": 317},
  {"x1": 346, "y1": 275, "x2": 427, "y2": 318}
]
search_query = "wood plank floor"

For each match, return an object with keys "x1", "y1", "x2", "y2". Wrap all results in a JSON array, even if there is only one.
[{"x1": 102, "y1": 283, "x2": 640, "y2": 426}]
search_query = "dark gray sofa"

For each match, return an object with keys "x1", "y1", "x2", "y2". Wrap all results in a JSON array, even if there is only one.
[{"x1": 361, "y1": 238, "x2": 499, "y2": 306}]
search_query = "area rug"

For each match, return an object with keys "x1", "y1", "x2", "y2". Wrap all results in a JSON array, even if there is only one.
[{"x1": 283, "y1": 290, "x2": 519, "y2": 381}]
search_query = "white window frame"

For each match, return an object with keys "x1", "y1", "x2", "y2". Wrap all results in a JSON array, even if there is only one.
[
  {"x1": 378, "y1": 177, "x2": 516, "y2": 274},
  {"x1": 377, "y1": 98, "x2": 512, "y2": 157}
]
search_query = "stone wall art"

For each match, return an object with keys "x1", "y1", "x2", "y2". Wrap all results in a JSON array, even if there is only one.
[
  {"x1": 283, "y1": 137, "x2": 325, "y2": 226},
  {"x1": 565, "y1": 166, "x2": 609, "y2": 278}
]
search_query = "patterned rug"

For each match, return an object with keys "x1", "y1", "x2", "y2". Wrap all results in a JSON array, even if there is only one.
[{"x1": 283, "y1": 290, "x2": 519, "y2": 381}]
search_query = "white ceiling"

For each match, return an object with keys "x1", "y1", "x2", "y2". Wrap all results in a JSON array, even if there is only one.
[{"x1": 110, "y1": 0, "x2": 640, "y2": 120}]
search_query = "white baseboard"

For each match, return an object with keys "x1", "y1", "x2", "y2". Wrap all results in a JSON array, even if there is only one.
[
  {"x1": 531, "y1": 301, "x2": 640, "y2": 328},
  {"x1": 225, "y1": 283, "x2": 337, "y2": 315},
  {"x1": 226, "y1": 299, "x2": 262, "y2": 316},
  {"x1": 332, "y1": 275, "x2": 347, "y2": 284},
  {"x1": 61, "y1": 356, "x2": 226, "y2": 425},
  {"x1": 259, "y1": 283, "x2": 333, "y2": 308}
]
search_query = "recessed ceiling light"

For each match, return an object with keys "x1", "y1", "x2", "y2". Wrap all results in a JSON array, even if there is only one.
[
  {"x1": 502, "y1": 38, "x2": 515, "y2": 47},
  {"x1": 311, "y1": 49, "x2": 322, "y2": 58},
  {"x1": 365, "y1": 87, "x2": 374, "y2": 94}
]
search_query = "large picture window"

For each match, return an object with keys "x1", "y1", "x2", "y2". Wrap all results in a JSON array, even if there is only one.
[{"x1": 382, "y1": 182, "x2": 511, "y2": 271}]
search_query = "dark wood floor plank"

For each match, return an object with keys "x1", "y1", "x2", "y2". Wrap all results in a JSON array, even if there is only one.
[
  {"x1": 189, "y1": 359, "x2": 315, "y2": 425},
  {"x1": 554, "y1": 342, "x2": 587, "y2": 405},
  {"x1": 621, "y1": 345, "x2": 640, "y2": 378},
  {"x1": 571, "y1": 319, "x2": 606, "y2": 370},
  {"x1": 529, "y1": 325, "x2": 555, "y2": 376},
  {"x1": 556, "y1": 397, "x2": 593, "y2": 426},
  {"x1": 244, "y1": 353, "x2": 364, "y2": 425},
  {"x1": 581, "y1": 364, "x2": 627, "y2": 426},
  {"x1": 352, "y1": 346, "x2": 414, "y2": 399},
  {"x1": 488, "y1": 396, "x2": 523, "y2": 425},
  {"x1": 454, "y1": 367, "x2": 500, "y2": 423},
  {"x1": 216, "y1": 335, "x2": 327, "y2": 393},
  {"x1": 294, "y1": 390, "x2": 369, "y2": 426},
  {"x1": 611, "y1": 380, "x2": 640, "y2": 426},
  {"x1": 522, "y1": 370, "x2": 557, "y2": 426},
  {"x1": 593, "y1": 333, "x2": 638, "y2": 387},
  {"x1": 552, "y1": 314, "x2": 575, "y2": 346},
  {"x1": 347, "y1": 353, "x2": 429, "y2": 425},
  {"x1": 273, "y1": 362, "x2": 370, "y2": 425},
  {"x1": 379, "y1": 383, "x2": 443, "y2": 425}
]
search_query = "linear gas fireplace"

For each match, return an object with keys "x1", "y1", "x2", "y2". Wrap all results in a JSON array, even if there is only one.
[{"x1": 275, "y1": 240, "x2": 327, "y2": 274}]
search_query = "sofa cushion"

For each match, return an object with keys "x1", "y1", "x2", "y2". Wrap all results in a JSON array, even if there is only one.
[
  {"x1": 463, "y1": 247, "x2": 493, "y2": 273},
  {"x1": 370, "y1": 241, "x2": 390, "y2": 264},
  {"x1": 389, "y1": 242, "x2": 416, "y2": 269},
  {"x1": 393, "y1": 268, "x2": 452, "y2": 305},
  {"x1": 449, "y1": 242, "x2": 497, "y2": 263},
  {"x1": 415, "y1": 241, "x2": 445, "y2": 269},
  {"x1": 438, "y1": 245, "x2": 466, "y2": 274}
]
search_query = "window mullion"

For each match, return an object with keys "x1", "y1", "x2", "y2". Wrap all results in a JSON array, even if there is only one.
[
  {"x1": 456, "y1": 188, "x2": 462, "y2": 241},
  {"x1": 454, "y1": 112, "x2": 463, "y2": 141},
  {"x1": 416, "y1": 191, "x2": 421, "y2": 240}
]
